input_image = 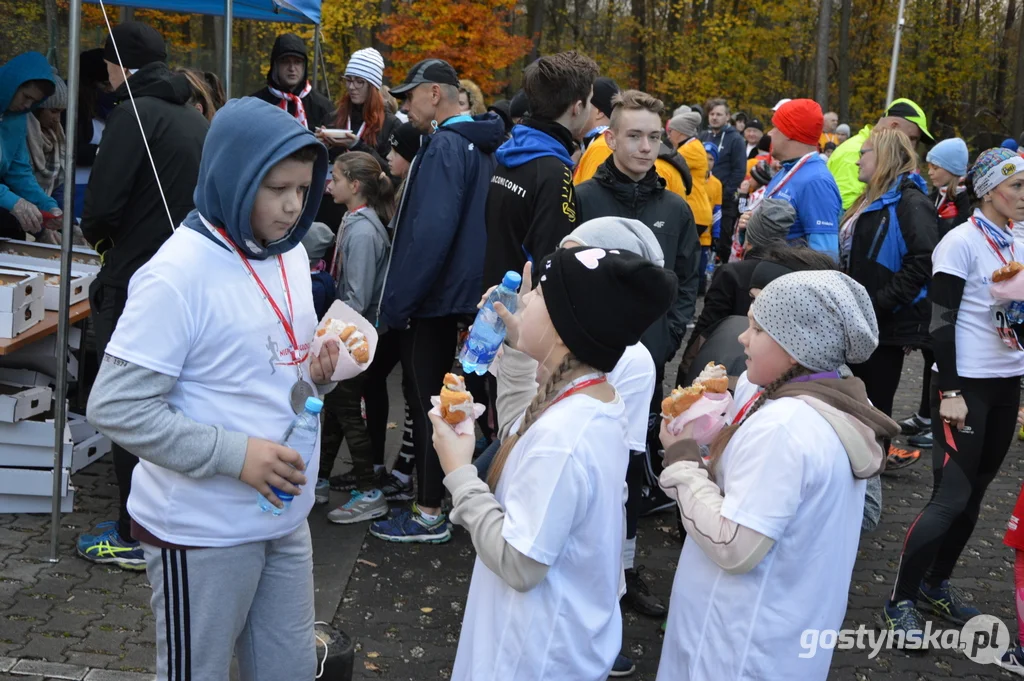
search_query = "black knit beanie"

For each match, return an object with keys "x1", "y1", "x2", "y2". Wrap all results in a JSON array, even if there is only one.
[
  {"x1": 537, "y1": 247, "x2": 677, "y2": 372},
  {"x1": 104, "y1": 21, "x2": 167, "y2": 70}
]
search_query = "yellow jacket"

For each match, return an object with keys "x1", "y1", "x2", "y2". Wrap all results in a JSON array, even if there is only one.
[
  {"x1": 704, "y1": 174, "x2": 722, "y2": 247},
  {"x1": 574, "y1": 134, "x2": 688, "y2": 200},
  {"x1": 677, "y1": 138, "x2": 712, "y2": 228}
]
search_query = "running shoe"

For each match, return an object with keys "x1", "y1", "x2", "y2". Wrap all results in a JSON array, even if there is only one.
[
  {"x1": 380, "y1": 472, "x2": 415, "y2": 501},
  {"x1": 917, "y1": 579, "x2": 981, "y2": 625},
  {"x1": 623, "y1": 566, "x2": 667, "y2": 617},
  {"x1": 328, "y1": 489, "x2": 389, "y2": 525},
  {"x1": 328, "y1": 471, "x2": 359, "y2": 492},
  {"x1": 315, "y1": 478, "x2": 331, "y2": 505},
  {"x1": 908, "y1": 430, "x2": 933, "y2": 449},
  {"x1": 880, "y1": 599, "x2": 925, "y2": 649},
  {"x1": 76, "y1": 527, "x2": 146, "y2": 571},
  {"x1": 898, "y1": 414, "x2": 930, "y2": 436},
  {"x1": 78, "y1": 519, "x2": 117, "y2": 544},
  {"x1": 369, "y1": 504, "x2": 451, "y2": 543},
  {"x1": 886, "y1": 445, "x2": 921, "y2": 471},
  {"x1": 609, "y1": 653, "x2": 635, "y2": 677},
  {"x1": 999, "y1": 644, "x2": 1024, "y2": 676}
]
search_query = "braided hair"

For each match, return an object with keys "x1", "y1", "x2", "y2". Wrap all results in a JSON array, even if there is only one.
[
  {"x1": 487, "y1": 354, "x2": 584, "y2": 491},
  {"x1": 707, "y1": 365, "x2": 808, "y2": 473}
]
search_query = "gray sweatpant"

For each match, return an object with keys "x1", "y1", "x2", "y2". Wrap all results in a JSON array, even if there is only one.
[{"x1": 142, "y1": 522, "x2": 316, "y2": 681}]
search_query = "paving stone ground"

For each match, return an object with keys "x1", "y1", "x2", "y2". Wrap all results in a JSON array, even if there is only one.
[{"x1": 2, "y1": 347, "x2": 1023, "y2": 680}]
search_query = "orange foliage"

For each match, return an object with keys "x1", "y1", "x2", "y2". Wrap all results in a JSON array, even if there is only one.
[{"x1": 380, "y1": 0, "x2": 531, "y2": 95}]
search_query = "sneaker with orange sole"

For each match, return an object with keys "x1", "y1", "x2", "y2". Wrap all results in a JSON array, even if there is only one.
[{"x1": 885, "y1": 445, "x2": 921, "y2": 471}]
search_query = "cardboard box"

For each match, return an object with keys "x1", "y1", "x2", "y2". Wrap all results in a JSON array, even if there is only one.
[
  {"x1": 2, "y1": 264, "x2": 95, "y2": 312},
  {"x1": 0, "y1": 239, "x2": 100, "y2": 274},
  {"x1": 0, "y1": 335, "x2": 79, "y2": 380},
  {"x1": 0, "y1": 298, "x2": 44, "y2": 339},
  {"x1": 0, "y1": 383, "x2": 51, "y2": 423},
  {"x1": 0, "y1": 486, "x2": 74, "y2": 513},
  {"x1": 0, "y1": 419, "x2": 73, "y2": 468},
  {"x1": 0, "y1": 367, "x2": 52, "y2": 388},
  {"x1": 0, "y1": 269, "x2": 43, "y2": 312},
  {"x1": 71, "y1": 432, "x2": 110, "y2": 473},
  {"x1": 67, "y1": 411, "x2": 96, "y2": 444},
  {"x1": 0, "y1": 466, "x2": 69, "y2": 496}
]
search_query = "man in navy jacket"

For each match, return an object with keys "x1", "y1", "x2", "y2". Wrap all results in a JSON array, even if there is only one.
[{"x1": 373, "y1": 59, "x2": 506, "y2": 543}]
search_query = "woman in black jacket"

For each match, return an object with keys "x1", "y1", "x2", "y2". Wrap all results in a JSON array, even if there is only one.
[{"x1": 840, "y1": 127, "x2": 938, "y2": 467}]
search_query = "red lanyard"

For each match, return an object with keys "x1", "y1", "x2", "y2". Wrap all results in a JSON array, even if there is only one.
[
  {"x1": 732, "y1": 390, "x2": 764, "y2": 425},
  {"x1": 551, "y1": 376, "x2": 608, "y2": 407},
  {"x1": 215, "y1": 227, "x2": 306, "y2": 366},
  {"x1": 765, "y1": 153, "x2": 815, "y2": 199},
  {"x1": 971, "y1": 216, "x2": 1016, "y2": 266}
]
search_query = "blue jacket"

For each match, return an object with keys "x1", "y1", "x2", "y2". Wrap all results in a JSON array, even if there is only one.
[
  {"x1": 0, "y1": 52, "x2": 57, "y2": 213},
  {"x1": 844, "y1": 174, "x2": 937, "y2": 346},
  {"x1": 700, "y1": 124, "x2": 746, "y2": 197},
  {"x1": 764, "y1": 154, "x2": 842, "y2": 260},
  {"x1": 378, "y1": 113, "x2": 506, "y2": 330},
  {"x1": 184, "y1": 97, "x2": 328, "y2": 259}
]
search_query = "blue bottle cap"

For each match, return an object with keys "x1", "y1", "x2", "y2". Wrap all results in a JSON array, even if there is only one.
[
  {"x1": 501, "y1": 271, "x2": 523, "y2": 291},
  {"x1": 305, "y1": 397, "x2": 324, "y2": 414}
]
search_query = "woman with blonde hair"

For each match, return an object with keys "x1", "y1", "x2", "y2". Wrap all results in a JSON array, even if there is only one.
[
  {"x1": 458, "y1": 79, "x2": 487, "y2": 115},
  {"x1": 176, "y1": 68, "x2": 217, "y2": 122},
  {"x1": 840, "y1": 127, "x2": 938, "y2": 469}
]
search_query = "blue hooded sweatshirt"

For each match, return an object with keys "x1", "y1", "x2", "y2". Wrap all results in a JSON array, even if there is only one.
[
  {"x1": 183, "y1": 97, "x2": 327, "y2": 259},
  {"x1": 0, "y1": 52, "x2": 57, "y2": 213},
  {"x1": 495, "y1": 123, "x2": 574, "y2": 168}
]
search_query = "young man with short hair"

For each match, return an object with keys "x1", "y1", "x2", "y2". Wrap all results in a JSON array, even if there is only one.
[
  {"x1": 251, "y1": 33, "x2": 334, "y2": 132},
  {"x1": 701, "y1": 98, "x2": 746, "y2": 263},
  {"x1": 483, "y1": 50, "x2": 599, "y2": 289}
]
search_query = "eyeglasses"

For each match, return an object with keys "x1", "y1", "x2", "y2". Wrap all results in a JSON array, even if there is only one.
[{"x1": 344, "y1": 77, "x2": 368, "y2": 88}]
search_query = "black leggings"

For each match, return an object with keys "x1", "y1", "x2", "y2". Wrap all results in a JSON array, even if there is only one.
[
  {"x1": 891, "y1": 373, "x2": 1021, "y2": 602},
  {"x1": 850, "y1": 344, "x2": 905, "y2": 418},
  {"x1": 918, "y1": 348, "x2": 935, "y2": 417},
  {"x1": 363, "y1": 330, "x2": 415, "y2": 476},
  {"x1": 625, "y1": 451, "x2": 645, "y2": 540}
]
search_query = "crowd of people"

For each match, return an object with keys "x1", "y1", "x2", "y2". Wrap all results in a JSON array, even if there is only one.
[{"x1": 0, "y1": 16, "x2": 1017, "y2": 681}]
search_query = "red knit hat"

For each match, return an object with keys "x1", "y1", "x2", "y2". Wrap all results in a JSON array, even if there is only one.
[{"x1": 772, "y1": 99, "x2": 823, "y2": 146}]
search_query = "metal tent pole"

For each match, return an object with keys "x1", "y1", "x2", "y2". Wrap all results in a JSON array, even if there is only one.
[
  {"x1": 312, "y1": 25, "x2": 321, "y2": 91},
  {"x1": 49, "y1": 0, "x2": 82, "y2": 563},
  {"x1": 885, "y1": 0, "x2": 907, "y2": 108},
  {"x1": 224, "y1": 0, "x2": 233, "y2": 97}
]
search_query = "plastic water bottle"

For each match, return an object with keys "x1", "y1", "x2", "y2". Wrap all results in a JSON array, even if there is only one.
[
  {"x1": 460, "y1": 271, "x2": 522, "y2": 375},
  {"x1": 705, "y1": 258, "x2": 715, "y2": 289},
  {"x1": 258, "y1": 396, "x2": 323, "y2": 516}
]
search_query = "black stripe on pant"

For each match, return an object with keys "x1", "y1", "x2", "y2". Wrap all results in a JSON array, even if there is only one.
[{"x1": 161, "y1": 548, "x2": 192, "y2": 681}]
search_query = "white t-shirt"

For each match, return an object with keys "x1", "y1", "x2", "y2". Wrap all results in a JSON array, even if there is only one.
[
  {"x1": 932, "y1": 212, "x2": 1024, "y2": 379},
  {"x1": 453, "y1": 394, "x2": 628, "y2": 681},
  {"x1": 609, "y1": 343, "x2": 656, "y2": 451},
  {"x1": 657, "y1": 374, "x2": 865, "y2": 681},
  {"x1": 106, "y1": 227, "x2": 320, "y2": 547}
]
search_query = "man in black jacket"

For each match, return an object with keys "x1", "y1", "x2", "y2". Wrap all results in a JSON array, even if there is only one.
[
  {"x1": 701, "y1": 98, "x2": 746, "y2": 263},
  {"x1": 251, "y1": 33, "x2": 333, "y2": 132},
  {"x1": 78, "y1": 21, "x2": 209, "y2": 570},
  {"x1": 482, "y1": 50, "x2": 598, "y2": 289}
]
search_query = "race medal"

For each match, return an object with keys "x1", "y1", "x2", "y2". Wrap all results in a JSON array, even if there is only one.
[{"x1": 290, "y1": 380, "x2": 316, "y2": 414}]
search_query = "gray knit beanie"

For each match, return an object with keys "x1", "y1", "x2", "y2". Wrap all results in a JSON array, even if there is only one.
[
  {"x1": 744, "y1": 198, "x2": 796, "y2": 250},
  {"x1": 40, "y1": 68, "x2": 67, "y2": 110},
  {"x1": 668, "y1": 111, "x2": 702, "y2": 139},
  {"x1": 560, "y1": 217, "x2": 665, "y2": 267},
  {"x1": 752, "y1": 270, "x2": 878, "y2": 372}
]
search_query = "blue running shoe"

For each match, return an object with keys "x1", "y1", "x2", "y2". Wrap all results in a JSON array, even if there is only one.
[
  {"x1": 78, "y1": 519, "x2": 117, "y2": 544},
  {"x1": 999, "y1": 644, "x2": 1024, "y2": 677},
  {"x1": 369, "y1": 504, "x2": 451, "y2": 544},
  {"x1": 609, "y1": 653, "x2": 635, "y2": 677},
  {"x1": 917, "y1": 579, "x2": 981, "y2": 625},
  {"x1": 881, "y1": 599, "x2": 925, "y2": 649},
  {"x1": 76, "y1": 527, "x2": 146, "y2": 571}
]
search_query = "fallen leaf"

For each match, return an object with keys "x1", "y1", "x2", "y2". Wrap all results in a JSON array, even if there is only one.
[
  {"x1": 387, "y1": 421, "x2": 398, "y2": 429},
  {"x1": 357, "y1": 559, "x2": 379, "y2": 568},
  {"x1": 367, "y1": 652, "x2": 380, "y2": 658},
  {"x1": 420, "y1": 607, "x2": 434, "y2": 613},
  {"x1": 364, "y1": 661, "x2": 380, "y2": 671}
]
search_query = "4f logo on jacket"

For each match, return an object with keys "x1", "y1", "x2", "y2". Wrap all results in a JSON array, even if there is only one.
[{"x1": 561, "y1": 167, "x2": 576, "y2": 223}]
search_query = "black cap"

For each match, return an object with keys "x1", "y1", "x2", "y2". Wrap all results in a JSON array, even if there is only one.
[
  {"x1": 389, "y1": 121, "x2": 422, "y2": 163},
  {"x1": 509, "y1": 89, "x2": 529, "y2": 119},
  {"x1": 488, "y1": 99, "x2": 513, "y2": 134},
  {"x1": 747, "y1": 118, "x2": 764, "y2": 132},
  {"x1": 390, "y1": 59, "x2": 459, "y2": 97},
  {"x1": 537, "y1": 247, "x2": 677, "y2": 372},
  {"x1": 592, "y1": 77, "x2": 619, "y2": 119},
  {"x1": 103, "y1": 21, "x2": 166, "y2": 69}
]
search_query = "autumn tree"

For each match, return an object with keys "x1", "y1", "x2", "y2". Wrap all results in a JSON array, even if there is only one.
[{"x1": 380, "y1": 0, "x2": 532, "y2": 94}]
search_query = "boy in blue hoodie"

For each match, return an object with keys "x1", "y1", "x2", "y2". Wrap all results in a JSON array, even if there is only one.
[
  {"x1": 482, "y1": 51, "x2": 598, "y2": 290},
  {"x1": 0, "y1": 52, "x2": 61, "y2": 239},
  {"x1": 86, "y1": 98, "x2": 337, "y2": 680}
]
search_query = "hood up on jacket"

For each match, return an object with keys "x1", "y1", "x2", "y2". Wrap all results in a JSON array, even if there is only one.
[
  {"x1": 774, "y1": 376, "x2": 899, "y2": 479},
  {"x1": 112, "y1": 61, "x2": 192, "y2": 107},
  {"x1": 441, "y1": 113, "x2": 507, "y2": 156},
  {"x1": 184, "y1": 97, "x2": 328, "y2": 260},
  {"x1": 266, "y1": 33, "x2": 309, "y2": 94},
  {"x1": 658, "y1": 140, "x2": 694, "y2": 195},
  {"x1": 0, "y1": 52, "x2": 55, "y2": 117},
  {"x1": 495, "y1": 117, "x2": 575, "y2": 168}
]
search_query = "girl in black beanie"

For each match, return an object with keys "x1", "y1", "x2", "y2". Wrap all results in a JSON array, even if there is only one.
[{"x1": 428, "y1": 247, "x2": 675, "y2": 681}]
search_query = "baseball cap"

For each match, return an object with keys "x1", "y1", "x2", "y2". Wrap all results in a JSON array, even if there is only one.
[
  {"x1": 772, "y1": 98, "x2": 792, "y2": 111},
  {"x1": 885, "y1": 98, "x2": 933, "y2": 141},
  {"x1": 390, "y1": 59, "x2": 459, "y2": 97}
]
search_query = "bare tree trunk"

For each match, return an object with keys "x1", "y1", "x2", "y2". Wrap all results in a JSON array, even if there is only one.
[
  {"x1": 1014, "y1": 7, "x2": 1024, "y2": 134},
  {"x1": 667, "y1": 0, "x2": 684, "y2": 71},
  {"x1": 814, "y1": 0, "x2": 833, "y2": 108},
  {"x1": 43, "y1": 0, "x2": 59, "y2": 68},
  {"x1": 526, "y1": 0, "x2": 545, "y2": 63},
  {"x1": 632, "y1": 0, "x2": 647, "y2": 89},
  {"x1": 996, "y1": 0, "x2": 1016, "y2": 118},
  {"x1": 838, "y1": 0, "x2": 851, "y2": 121},
  {"x1": 970, "y1": 0, "x2": 982, "y2": 117},
  {"x1": 375, "y1": 0, "x2": 393, "y2": 59}
]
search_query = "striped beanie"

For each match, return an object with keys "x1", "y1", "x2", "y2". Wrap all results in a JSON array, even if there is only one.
[
  {"x1": 41, "y1": 68, "x2": 67, "y2": 110},
  {"x1": 345, "y1": 48, "x2": 385, "y2": 90}
]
